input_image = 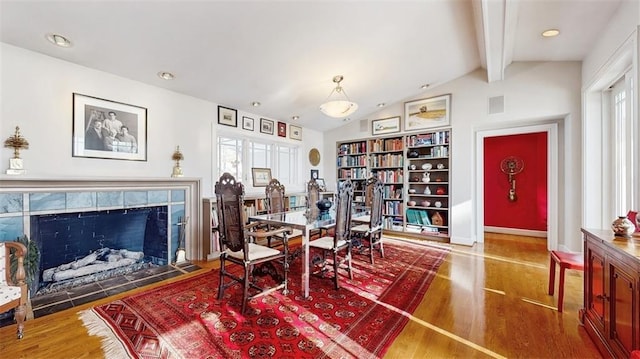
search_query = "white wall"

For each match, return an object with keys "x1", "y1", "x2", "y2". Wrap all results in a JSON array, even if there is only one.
[
  {"x1": 581, "y1": 1, "x2": 640, "y2": 231},
  {"x1": 0, "y1": 43, "x2": 324, "y2": 197},
  {"x1": 325, "y1": 62, "x2": 582, "y2": 249}
]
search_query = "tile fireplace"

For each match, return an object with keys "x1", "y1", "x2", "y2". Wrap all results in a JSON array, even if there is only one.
[{"x1": 0, "y1": 178, "x2": 202, "y2": 297}]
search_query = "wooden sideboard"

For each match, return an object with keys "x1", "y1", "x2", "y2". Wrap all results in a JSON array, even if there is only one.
[{"x1": 581, "y1": 228, "x2": 640, "y2": 358}]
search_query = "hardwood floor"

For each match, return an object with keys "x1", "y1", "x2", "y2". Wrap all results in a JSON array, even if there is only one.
[{"x1": 0, "y1": 233, "x2": 601, "y2": 358}]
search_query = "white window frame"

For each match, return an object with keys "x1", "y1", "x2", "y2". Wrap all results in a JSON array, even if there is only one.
[{"x1": 216, "y1": 135, "x2": 299, "y2": 189}]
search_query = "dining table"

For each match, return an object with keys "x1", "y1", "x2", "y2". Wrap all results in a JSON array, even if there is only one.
[{"x1": 249, "y1": 207, "x2": 367, "y2": 298}]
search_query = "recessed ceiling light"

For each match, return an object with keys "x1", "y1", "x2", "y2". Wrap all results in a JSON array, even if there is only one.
[
  {"x1": 292, "y1": 116, "x2": 299, "y2": 120},
  {"x1": 45, "y1": 33, "x2": 72, "y2": 48},
  {"x1": 251, "y1": 101, "x2": 261, "y2": 107},
  {"x1": 542, "y1": 29, "x2": 560, "y2": 37},
  {"x1": 377, "y1": 103, "x2": 386, "y2": 108},
  {"x1": 420, "y1": 84, "x2": 430, "y2": 89},
  {"x1": 157, "y1": 71, "x2": 175, "y2": 80}
]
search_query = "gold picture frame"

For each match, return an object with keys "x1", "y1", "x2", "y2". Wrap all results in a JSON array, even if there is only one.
[
  {"x1": 251, "y1": 167, "x2": 272, "y2": 187},
  {"x1": 404, "y1": 94, "x2": 451, "y2": 131}
]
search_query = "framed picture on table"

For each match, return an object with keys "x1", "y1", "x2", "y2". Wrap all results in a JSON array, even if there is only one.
[{"x1": 251, "y1": 167, "x2": 272, "y2": 187}]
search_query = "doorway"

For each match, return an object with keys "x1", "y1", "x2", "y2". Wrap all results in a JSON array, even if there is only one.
[{"x1": 475, "y1": 122, "x2": 559, "y2": 250}]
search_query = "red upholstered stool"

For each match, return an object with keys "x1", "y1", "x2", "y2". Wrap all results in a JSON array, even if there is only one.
[{"x1": 548, "y1": 250, "x2": 584, "y2": 312}]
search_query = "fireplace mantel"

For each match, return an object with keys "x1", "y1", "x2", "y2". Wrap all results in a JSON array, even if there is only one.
[{"x1": 0, "y1": 177, "x2": 203, "y2": 261}]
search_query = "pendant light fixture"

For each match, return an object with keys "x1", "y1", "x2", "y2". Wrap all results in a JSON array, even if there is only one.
[{"x1": 320, "y1": 75, "x2": 358, "y2": 118}]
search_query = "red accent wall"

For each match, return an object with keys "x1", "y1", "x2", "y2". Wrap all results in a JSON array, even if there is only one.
[{"x1": 484, "y1": 132, "x2": 547, "y2": 231}]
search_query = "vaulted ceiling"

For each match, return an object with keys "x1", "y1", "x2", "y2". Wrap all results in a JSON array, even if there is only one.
[{"x1": 0, "y1": 0, "x2": 621, "y2": 132}]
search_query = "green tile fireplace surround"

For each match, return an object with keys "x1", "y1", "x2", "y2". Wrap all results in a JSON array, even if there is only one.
[{"x1": 0, "y1": 177, "x2": 202, "y2": 261}]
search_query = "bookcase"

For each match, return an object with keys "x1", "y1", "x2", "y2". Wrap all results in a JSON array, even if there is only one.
[
  {"x1": 368, "y1": 136, "x2": 404, "y2": 231},
  {"x1": 336, "y1": 128, "x2": 451, "y2": 241},
  {"x1": 405, "y1": 130, "x2": 450, "y2": 238},
  {"x1": 337, "y1": 140, "x2": 368, "y2": 207}
]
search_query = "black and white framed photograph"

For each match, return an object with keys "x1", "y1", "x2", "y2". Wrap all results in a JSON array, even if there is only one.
[
  {"x1": 310, "y1": 169, "x2": 319, "y2": 180},
  {"x1": 218, "y1": 106, "x2": 237, "y2": 127},
  {"x1": 404, "y1": 94, "x2": 451, "y2": 131},
  {"x1": 72, "y1": 93, "x2": 147, "y2": 161},
  {"x1": 372, "y1": 116, "x2": 401, "y2": 136},
  {"x1": 260, "y1": 118, "x2": 274, "y2": 135},
  {"x1": 290, "y1": 125, "x2": 302, "y2": 140},
  {"x1": 242, "y1": 116, "x2": 254, "y2": 131},
  {"x1": 251, "y1": 167, "x2": 272, "y2": 187}
]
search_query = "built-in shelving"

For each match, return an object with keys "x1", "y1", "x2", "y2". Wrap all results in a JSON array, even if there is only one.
[{"x1": 336, "y1": 128, "x2": 451, "y2": 241}]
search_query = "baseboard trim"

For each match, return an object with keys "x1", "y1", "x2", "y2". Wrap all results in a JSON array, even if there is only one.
[{"x1": 484, "y1": 226, "x2": 547, "y2": 238}]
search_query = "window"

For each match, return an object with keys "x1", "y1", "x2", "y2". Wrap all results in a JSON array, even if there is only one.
[
  {"x1": 609, "y1": 71, "x2": 636, "y2": 214},
  {"x1": 217, "y1": 135, "x2": 299, "y2": 188},
  {"x1": 217, "y1": 137, "x2": 243, "y2": 180},
  {"x1": 275, "y1": 144, "x2": 298, "y2": 185}
]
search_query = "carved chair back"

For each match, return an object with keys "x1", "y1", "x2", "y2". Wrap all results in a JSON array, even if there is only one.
[
  {"x1": 307, "y1": 178, "x2": 321, "y2": 209},
  {"x1": 368, "y1": 177, "x2": 385, "y2": 230},
  {"x1": 333, "y1": 179, "x2": 354, "y2": 245},
  {"x1": 214, "y1": 173, "x2": 248, "y2": 255},
  {"x1": 265, "y1": 178, "x2": 286, "y2": 214}
]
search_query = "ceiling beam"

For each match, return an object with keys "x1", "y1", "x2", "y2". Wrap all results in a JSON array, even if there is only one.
[{"x1": 472, "y1": 0, "x2": 519, "y2": 83}]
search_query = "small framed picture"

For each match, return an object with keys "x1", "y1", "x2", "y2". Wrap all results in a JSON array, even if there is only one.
[
  {"x1": 72, "y1": 93, "x2": 147, "y2": 161},
  {"x1": 310, "y1": 169, "x2": 319, "y2": 180},
  {"x1": 218, "y1": 106, "x2": 237, "y2": 127},
  {"x1": 372, "y1": 116, "x2": 401, "y2": 136},
  {"x1": 242, "y1": 116, "x2": 254, "y2": 131},
  {"x1": 404, "y1": 94, "x2": 451, "y2": 131},
  {"x1": 260, "y1": 118, "x2": 274, "y2": 135},
  {"x1": 251, "y1": 167, "x2": 272, "y2": 187},
  {"x1": 316, "y1": 178, "x2": 326, "y2": 191},
  {"x1": 290, "y1": 125, "x2": 302, "y2": 140},
  {"x1": 277, "y1": 121, "x2": 286, "y2": 137}
]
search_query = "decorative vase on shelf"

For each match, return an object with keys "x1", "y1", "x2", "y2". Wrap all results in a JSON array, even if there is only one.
[
  {"x1": 408, "y1": 150, "x2": 419, "y2": 158},
  {"x1": 409, "y1": 164, "x2": 417, "y2": 170},
  {"x1": 421, "y1": 200, "x2": 431, "y2": 207},
  {"x1": 422, "y1": 172, "x2": 431, "y2": 183},
  {"x1": 421, "y1": 163, "x2": 432, "y2": 170},
  {"x1": 611, "y1": 216, "x2": 635, "y2": 237},
  {"x1": 424, "y1": 186, "x2": 431, "y2": 195},
  {"x1": 432, "y1": 211, "x2": 444, "y2": 226}
]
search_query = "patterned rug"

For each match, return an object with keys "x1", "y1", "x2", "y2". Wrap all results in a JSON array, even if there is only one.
[{"x1": 79, "y1": 239, "x2": 449, "y2": 358}]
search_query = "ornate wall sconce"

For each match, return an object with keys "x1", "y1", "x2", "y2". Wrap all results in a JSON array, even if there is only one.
[{"x1": 500, "y1": 156, "x2": 524, "y2": 202}]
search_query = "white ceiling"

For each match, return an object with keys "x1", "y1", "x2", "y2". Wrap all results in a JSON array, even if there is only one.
[{"x1": 0, "y1": 0, "x2": 622, "y2": 132}]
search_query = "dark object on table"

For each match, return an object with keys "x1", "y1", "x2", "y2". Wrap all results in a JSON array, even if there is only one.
[{"x1": 316, "y1": 198, "x2": 332, "y2": 213}]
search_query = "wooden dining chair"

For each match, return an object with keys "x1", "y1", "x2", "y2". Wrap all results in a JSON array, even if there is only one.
[
  {"x1": 264, "y1": 178, "x2": 288, "y2": 247},
  {"x1": 307, "y1": 179, "x2": 325, "y2": 239},
  {"x1": 0, "y1": 241, "x2": 28, "y2": 339},
  {"x1": 351, "y1": 177, "x2": 385, "y2": 264},
  {"x1": 215, "y1": 172, "x2": 292, "y2": 314},
  {"x1": 308, "y1": 179, "x2": 354, "y2": 290}
]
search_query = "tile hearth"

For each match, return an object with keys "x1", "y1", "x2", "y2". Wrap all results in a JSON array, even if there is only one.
[{"x1": 0, "y1": 263, "x2": 200, "y2": 327}]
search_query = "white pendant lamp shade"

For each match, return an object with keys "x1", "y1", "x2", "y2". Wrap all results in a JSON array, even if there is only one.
[{"x1": 320, "y1": 75, "x2": 358, "y2": 118}]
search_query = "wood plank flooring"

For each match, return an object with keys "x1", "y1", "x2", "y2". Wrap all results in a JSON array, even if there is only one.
[{"x1": 0, "y1": 233, "x2": 601, "y2": 358}]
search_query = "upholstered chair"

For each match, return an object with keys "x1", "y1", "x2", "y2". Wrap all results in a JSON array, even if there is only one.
[{"x1": 0, "y1": 241, "x2": 28, "y2": 339}]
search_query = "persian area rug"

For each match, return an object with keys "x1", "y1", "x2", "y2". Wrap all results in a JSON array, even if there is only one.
[{"x1": 79, "y1": 239, "x2": 449, "y2": 359}]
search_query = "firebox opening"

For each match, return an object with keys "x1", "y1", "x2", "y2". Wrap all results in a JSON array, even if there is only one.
[{"x1": 31, "y1": 206, "x2": 168, "y2": 296}]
